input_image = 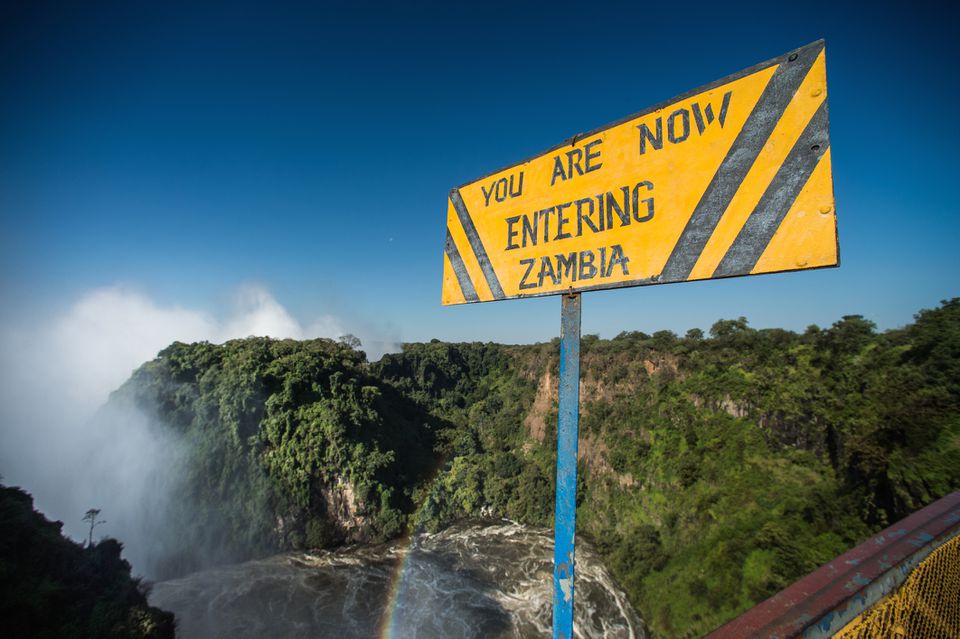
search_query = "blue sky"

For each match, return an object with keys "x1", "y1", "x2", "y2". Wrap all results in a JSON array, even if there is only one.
[{"x1": 2, "y1": 0, "x2": 958, "y2": 347}]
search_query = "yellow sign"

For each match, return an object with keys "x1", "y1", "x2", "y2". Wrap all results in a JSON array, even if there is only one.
[{"x1": 441, "y1": 40, "x2": 837, "y2": 305}]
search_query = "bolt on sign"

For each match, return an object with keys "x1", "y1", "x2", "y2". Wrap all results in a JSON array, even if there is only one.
[{"x1": 442, "y1": 40, "x2": 837, "y2": 305}]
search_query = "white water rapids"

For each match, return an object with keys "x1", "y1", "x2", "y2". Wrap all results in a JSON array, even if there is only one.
[{"x1": 150, "y1": 521, "x2": 646, "y2": 639}]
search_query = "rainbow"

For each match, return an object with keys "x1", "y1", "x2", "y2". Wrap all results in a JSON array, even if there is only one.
[
  {"x1": 375, "y1": 461, "x2": 449, "y2": 639},
  {"x1": 376, "y1": 533, "x2": 417, "y2": 639}
]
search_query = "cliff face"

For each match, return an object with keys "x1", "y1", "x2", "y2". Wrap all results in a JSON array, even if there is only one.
[
  {"x1": 320, "y1": 476, "x2": 369, "y2": 540},
  {"x1": 0, "y1": 485, "x2": 175, "y2": 639}
]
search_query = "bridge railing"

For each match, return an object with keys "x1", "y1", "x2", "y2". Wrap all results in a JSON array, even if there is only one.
[{"x1": 704, "y1": 491, "x2": 960, "y2": 639}]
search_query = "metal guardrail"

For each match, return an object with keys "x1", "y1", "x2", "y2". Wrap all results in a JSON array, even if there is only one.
[
  {"x1": 704, "y1": 491, "x2": 960, "y2": 639},
  {"x1": 833, "y1": 531, "x2": 959, "y2": 638}
]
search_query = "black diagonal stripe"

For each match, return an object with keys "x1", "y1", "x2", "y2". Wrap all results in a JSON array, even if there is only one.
[
  {"x1": 660, "y1": 41, "x2": 824, "y2": 282},
  {"x1": 445, "y1": 229, "x2": 480, "y2": 302},
  {"x1": 713, "y1": 101, "x2": 831, "y2": 277},
  {"x1": 449, "y1": 189, "x2": 505, "y2": 299}
]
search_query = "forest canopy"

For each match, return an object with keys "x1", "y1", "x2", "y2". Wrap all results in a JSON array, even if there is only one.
[{"x1": 111, "y1": 298, "x2": 960, "y2": 638}]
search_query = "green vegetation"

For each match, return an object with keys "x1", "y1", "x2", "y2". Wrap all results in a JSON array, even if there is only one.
[
  {"x1": 117, "y1": 337, "x2": 440, "y2": 575},
  {"x1": 117, "y1": 299, "x2": 960, "y2": 637},
  {"x1": 0, "y1": 485, "x2": 174, "y2": 639}
]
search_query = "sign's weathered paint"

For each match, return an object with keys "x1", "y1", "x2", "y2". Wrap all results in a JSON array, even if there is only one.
[{"x1": 441, "y1": 40, "x2": 837, "y2": 305}]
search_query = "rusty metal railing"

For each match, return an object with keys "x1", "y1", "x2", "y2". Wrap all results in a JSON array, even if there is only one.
[{"x1": 705, "y1": 491, "x2": 960, "y2": 639}]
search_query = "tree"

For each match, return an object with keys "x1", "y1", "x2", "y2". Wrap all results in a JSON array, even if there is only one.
[
  {"x1": 338, "y1": 334, "x2": 362, "y2": 350},
  {"x1": 82, "y1": 508, "x2": 105, "y2": 547},
  {"x1": 709, "y1": 316, "x2": 750, "y2": 338}
]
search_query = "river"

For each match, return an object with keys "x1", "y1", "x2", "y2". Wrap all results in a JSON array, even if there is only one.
[{"x1": 150, "y1": 521, "x2": 646, "y2": 639}]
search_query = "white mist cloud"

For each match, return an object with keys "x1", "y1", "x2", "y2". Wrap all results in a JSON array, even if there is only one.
[
  {"x1": 0, "y1": 284, "x2": 398, "y2": 575},
  {"x1": 222, "y1": 284, "x2": 314, "y2": 343},
  {"x1": 15, "y1": 284, "x2": 359, "y2": 414},
  {"x1": 41, "y1": 288, "x2": 217, "y2": 414}
]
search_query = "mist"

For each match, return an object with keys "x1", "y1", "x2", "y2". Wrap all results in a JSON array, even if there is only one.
[{"x1": 0, "y1": 284, "x2": 399, "y2": 577}]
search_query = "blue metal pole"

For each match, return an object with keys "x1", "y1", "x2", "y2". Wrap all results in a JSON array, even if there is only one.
[{"x1": 553, "y1": 292, "x2": 581, "y2": 639}]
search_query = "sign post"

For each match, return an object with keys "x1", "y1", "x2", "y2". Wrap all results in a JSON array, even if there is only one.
[
  {"x1": 441, "y1": 40, "x2": 837, "y2": 638},
  {"x1": 553, "y1": 293, "x2": 581, "y2": 639}
]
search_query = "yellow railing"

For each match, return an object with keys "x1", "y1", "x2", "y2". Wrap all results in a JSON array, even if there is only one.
[{"x1": 833, "y1": 532, "x2": 959, "y2": 639}]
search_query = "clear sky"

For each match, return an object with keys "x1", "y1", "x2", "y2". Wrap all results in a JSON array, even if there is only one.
[{"x1": 2, "y1": 0, "x2": 958, "y2": 349}]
